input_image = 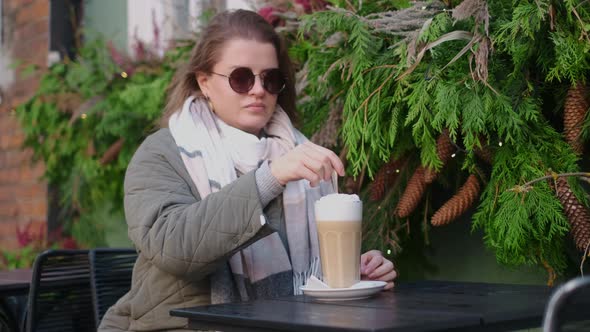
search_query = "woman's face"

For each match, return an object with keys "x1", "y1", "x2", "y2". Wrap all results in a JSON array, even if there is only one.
[{"x1": 197, "y1": 38, "x2": 280, "y2": 136}]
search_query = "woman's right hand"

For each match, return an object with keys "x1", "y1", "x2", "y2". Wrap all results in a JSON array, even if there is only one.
[{"x1": 270, "y1": 141, "x2": 345, "y2": 187}]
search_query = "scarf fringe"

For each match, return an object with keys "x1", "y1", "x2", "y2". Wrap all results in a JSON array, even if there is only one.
[{"x1": 293, "y1": 256, "x2": 321, "y2": 295}]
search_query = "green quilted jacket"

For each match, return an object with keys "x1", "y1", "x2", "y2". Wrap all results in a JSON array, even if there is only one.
[{"x1": 99, "y1": 128, "x2": 276, "y2": 331}]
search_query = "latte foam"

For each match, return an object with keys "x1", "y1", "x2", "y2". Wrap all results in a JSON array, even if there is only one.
[{"x1": 315, "y1": 193, "x2": 362, "y2": 222}]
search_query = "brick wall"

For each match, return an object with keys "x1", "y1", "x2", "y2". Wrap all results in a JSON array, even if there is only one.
[{"x1": 0, "y1": 0, "x2": 50, "y2": 250}]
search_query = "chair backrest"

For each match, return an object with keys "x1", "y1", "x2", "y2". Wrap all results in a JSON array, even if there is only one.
[
  {"x1": 26, "y1": 249, "x2": 95, "y2": 332},
  {"x1": 543, "y1": 276, "x2": 590, "y2": 332},
  {"x1": 89, "y1": 248, "x2": 137, "y2": 327}
]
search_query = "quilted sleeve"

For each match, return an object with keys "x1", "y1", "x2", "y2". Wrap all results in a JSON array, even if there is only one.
[{"x1": 124, "y1": 135, "x2": 272, "y2": 279}]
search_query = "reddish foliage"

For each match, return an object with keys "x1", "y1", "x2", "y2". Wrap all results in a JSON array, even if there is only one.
[
  {"x1": 107, "y1": 41, "x2": 135, "y2": 76},
  {"x1": 258, "y1": 0, "x2": 329, "y2": 26},
  {"x1": 15, "y1": 221, "x2": 79, "y2": 250},
  {"x1": 296, "y1": 0, "x2": 329, "y2": 13},
  {"x1": 259, "y1": 6, "x2": 285, "y2": 27}
]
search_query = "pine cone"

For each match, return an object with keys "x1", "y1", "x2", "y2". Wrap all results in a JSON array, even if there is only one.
[
  {"x1": 395, "y1": 166, "x2": 428, "y2": 218},
  {"x1": 370, "y1": 158, "x2": 402, "y2": 201},
  {"x1": 554, "y1": 177, "x2": 590, "y2": 252},
  {"x1": 563, "y1": 81, "x2": 589, "y2": 154},
  {"x1": 431, "y1": 174, "x2": 480, "y2": 226},
  {"x1": 424, "y1": 130, "x2": 454, "y2": 184}
]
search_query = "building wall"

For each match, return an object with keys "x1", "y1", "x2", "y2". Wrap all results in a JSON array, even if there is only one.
[
  {"x1": 0, "y1": 0, "x2": 255, "y2": 251},
  {"x1": 84, "y1": 0, "x2": 253, "y2": 59},
  {"x1": 0, "y1": 0, "x2": 49, "y2": 250},
  {"x1": 227, "y1": 0, "x2": 252, "y2": 9},
  {"x1": 83, "y1": 0, "x2": 127, "y2": 52}
]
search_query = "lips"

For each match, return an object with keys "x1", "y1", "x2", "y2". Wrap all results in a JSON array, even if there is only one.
[{"x1": 245, "y1": 102, "x2": 266, "y2": 112}]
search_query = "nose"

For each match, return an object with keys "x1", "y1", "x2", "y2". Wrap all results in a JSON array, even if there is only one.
[{"x1": 249, "y1": 75, "x2": 265, "y2": 96}]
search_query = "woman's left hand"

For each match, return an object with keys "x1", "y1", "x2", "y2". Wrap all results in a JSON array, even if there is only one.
[{"x1": 360, "y1": 250, "x2": 397, "y2": 290}]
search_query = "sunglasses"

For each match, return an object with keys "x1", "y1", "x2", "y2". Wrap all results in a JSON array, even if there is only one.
[{"x1": 211, "y1": 67, "x2": 286, "y2": 95}]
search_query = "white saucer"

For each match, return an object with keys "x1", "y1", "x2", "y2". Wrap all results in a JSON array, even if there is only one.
[{"x1": 300, "y1": 280, "x2": 387, "y2": 301}]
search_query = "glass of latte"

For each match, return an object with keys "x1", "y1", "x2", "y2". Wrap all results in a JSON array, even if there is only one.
[{"x1": 314, "y1": 193, "x2": 362, "y2": 288}]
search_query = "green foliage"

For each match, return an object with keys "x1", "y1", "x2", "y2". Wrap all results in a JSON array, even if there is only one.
[
  {"x1": 472, "y1": 122, "x2": 579, "y2": 271},
  {"x1": 547, "y1": 31, "x2": 590, "y2": 82},
  {"x1": 1, "y1": 246, "x2": 38, "y2": 270},
  {"x1": 295, "y1": 0, "x2": 590, "y2": 277},
  {"x1": 16, "y1": 37, "x2": 186, "y2": 247},
  {"x1": 0, "y1": 221, "x2": 79, "y2": 270}
]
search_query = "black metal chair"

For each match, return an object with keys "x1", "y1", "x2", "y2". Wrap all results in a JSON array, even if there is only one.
[
  {"x1": 543, "y1": 276, "x2": 590, "y2": 332},
  {"x1": 89, "y1": 248, "x2": 137, "y2": 327},
  {"x1": 26, "y1": 249, "x2": 95, "y2": 332},
  {"x1": 0, "y1": 300, "x2": 19, "y2": 332}
]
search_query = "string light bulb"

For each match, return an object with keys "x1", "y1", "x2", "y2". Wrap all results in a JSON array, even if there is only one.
[
  {"x1": 81, "y1": 113, "x2": 87, "y2": 120},
  {"x1": 121, "y1": 72, "x2": 128, "y2": 78},
  {"x1": 498, "y1": 141, "x2": 503, "y2": 147}
]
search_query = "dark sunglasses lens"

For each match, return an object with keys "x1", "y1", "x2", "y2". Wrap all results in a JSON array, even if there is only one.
[
  {"x1": 262, "y1": 69, "x2": 286, "y2": 94},
  {"x1": 228, "y1": 67, "x2": 255, "y2": 93}
]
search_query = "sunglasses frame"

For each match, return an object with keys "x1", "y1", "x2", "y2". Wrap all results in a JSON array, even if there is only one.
[{"x1": 211, "y1": 67, "x2": 286, "y2": 95}]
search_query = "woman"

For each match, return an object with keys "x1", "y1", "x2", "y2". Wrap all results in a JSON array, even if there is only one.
[{"x1": 99, "y1": 9, "x2": 396, "y2": 332}]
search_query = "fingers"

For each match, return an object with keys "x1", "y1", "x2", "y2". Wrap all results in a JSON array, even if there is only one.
[
  {"x1": 361, "y1": 250, "x2": 397, "y2": 290},
  {"x1": 297, "y1": 163, "x2": 322, "y2": 187},
  {"x1": 298, "y1": 142, "x2": 345, "y2": 186},
  {"x1": 305, "y1": 142, "x2": 344, "y2": 175},
  {"x1": 363, "y1": 256, "x2": 383, "y2": 278},
  {"x1": 302, "y1": 149, "x2": 331, "y2": 182},
  {"x1": 369, "y1": 260, "x2": 396, "y2": 280},
  {"x1": 361, "y1": 254, "x2": 383, "y2": 276},
  {"x1": 272, "y1": 141, "x2": 344, "y2": 186}
]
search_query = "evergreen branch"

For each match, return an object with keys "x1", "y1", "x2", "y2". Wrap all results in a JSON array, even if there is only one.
[
  {"x1": 582, "y1": 241, "x2": 590, "y2": 275},
  {"x1": 440, "y1": 33, "x2": 482, "y2": 73},
  {"x1": 467, "y1": 55, "x2": 500, "y2": 95},
  {"x1": 357, "y1": 155, "x2": 369, "y2": 191},
  {"x1": 367, "y1": 183, "x2": 398, "y2": 223},
  {"x1": 362, "y1": 1, "x2": 446, "y2": 37},
  {"x1": 299, "y1": 0, "x2": 588, "y2": 276},
  {"x1": 320, "y1": 58, "x2": 348, "y2": 83},
  {"x1": 358, "y1": 70, "x2": 397, "y2": 124},
  {"x1": 345, "y1": 64, "x2": 397, "y2": 99},
  {"x1": 397, "y1": 30, "x2": 473, "y2": 80},
  {"x1": 450, "y1": 139, "x2": 467, "y2": 154},
  {"x1": 362, "y1": 64, "x2": 398, "y2": 74},
  {"x1": 541, "y1": 258, "x2": 557, "y2": 286},
  {"x1": 572, "y1": 7, "x2": 590, "y2": 42},
  {"x1": 509, "y1": 172, "x2": 590, "y2": 193}
]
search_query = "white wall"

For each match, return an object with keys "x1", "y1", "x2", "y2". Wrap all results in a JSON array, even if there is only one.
[
  {"x1": 126, "y1": 0, "x2": 254, "y2": 57},
  {"x1": 0, "y1": 51, "x2": 13, "y2": 106},
  {"x1": 226, "y1": 0, "x2": 253, "y2": 9},
  {"x1": 0, "y1": 0, "x2": 15, "y2": 101},
  {"x1": 127, "y1": 0, "x2": 170, "y2": 57}
]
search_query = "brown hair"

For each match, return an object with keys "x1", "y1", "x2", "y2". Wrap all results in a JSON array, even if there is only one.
[{"x1": 160, "y1": 9, "x2": 297, "y2": 127}]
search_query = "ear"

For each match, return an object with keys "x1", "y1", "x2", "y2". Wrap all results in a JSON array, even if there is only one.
[{"x1": 196, "y1": 72, "x2": 210, "y2": 97}]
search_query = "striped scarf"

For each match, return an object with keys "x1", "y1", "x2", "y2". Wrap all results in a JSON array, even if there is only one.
[{"x1": 169, "y1": 96, "x2": 332, "y2": 303}]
